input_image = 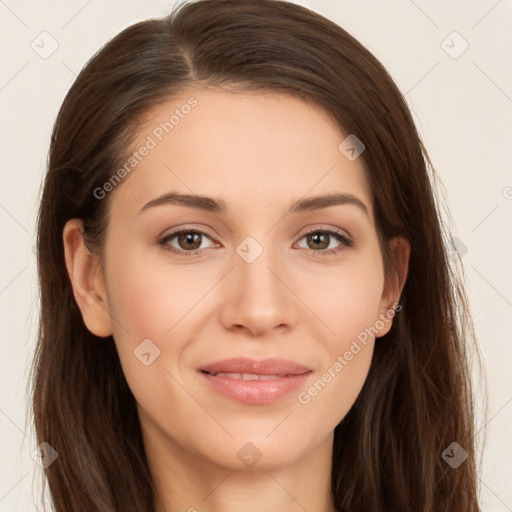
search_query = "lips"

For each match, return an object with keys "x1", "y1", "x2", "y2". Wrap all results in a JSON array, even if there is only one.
[
  {"x1": 198, "y1": 357, "x2": 312, "y2": 405},
  {"x1": 199, "y1": 357, "x2": 311, "y2": 376}
]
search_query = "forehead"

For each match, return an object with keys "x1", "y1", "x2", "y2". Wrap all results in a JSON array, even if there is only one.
[{"x1": 107, "y1": 88, "x2": 373, "y2": 221}]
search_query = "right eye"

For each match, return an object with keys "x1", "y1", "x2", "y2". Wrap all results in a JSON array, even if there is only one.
[{"x1": 158, "y1": 229, "x2": 217, "y2": 256}]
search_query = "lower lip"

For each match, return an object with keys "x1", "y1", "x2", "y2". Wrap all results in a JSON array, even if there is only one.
[{"x1": 199, "y1": 371, "x2": 311, "y2": 405}]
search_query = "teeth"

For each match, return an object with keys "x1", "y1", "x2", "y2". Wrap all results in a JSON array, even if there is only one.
[
  {"x1": 258, "y1": 374, "x2": 280, "y2": 380},
  {"x1": 241, "y1": 373, "x2": 260, "y2": 380},
  {"x1": 210, "y1": 372, "x2": 285, "y2": 380}
]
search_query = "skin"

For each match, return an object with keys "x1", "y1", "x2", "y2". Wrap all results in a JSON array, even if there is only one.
[{"x1": 63, "y1": 87, "x2": 410, "y2": 512}]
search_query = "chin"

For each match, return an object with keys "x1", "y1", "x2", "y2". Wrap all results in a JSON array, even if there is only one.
[{"x1": 191, "y1": 427, "x2": 321, "y2": 472}]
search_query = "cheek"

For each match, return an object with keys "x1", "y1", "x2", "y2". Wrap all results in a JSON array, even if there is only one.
[
  {"x1": 101, "y1": 245, "x2": 203, "y2": 386},
  {"x1": 103, "y1": 253, "x2": 206, "y2": 426},
  {"x1": 105, "y1": 246, "x2": 212, "y2": 341},
  {"x1": 295, "y1": 254, "x2": 384, "y2": 424},
  {"x1": 297, "y1": 291, "x2": 378, "y2": 435},
  {"x1": 303, "y1": 251, "x2": 385, "y2": 347},
  {"x1": 296, "y1": 346, "x2": 373, "y2": 438}
]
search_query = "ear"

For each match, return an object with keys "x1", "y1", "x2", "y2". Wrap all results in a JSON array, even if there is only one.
[
  {"x1": 62, "y1": 218, "x2": 113, "y2": 338},
  {"x1": 375, "y1": 236, "x2": 410, "y2": 338}
]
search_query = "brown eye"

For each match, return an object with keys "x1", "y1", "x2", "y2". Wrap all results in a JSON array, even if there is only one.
[
  {"x1": 177, "y1": 232, "x2": 203, "y2": 250},
  {"x1": 306, "y1": 231, "x2": 331, "y2": 250},
  {"x1": 296, "y1": 228, "x2": 353, "y2": 256},
  {"x1": 159, "y1": 229, "x2": 215, "y2": 255}
]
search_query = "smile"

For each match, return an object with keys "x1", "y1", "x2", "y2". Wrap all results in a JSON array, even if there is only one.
[{"x1": 198, "y1": 357, "x2": 312, "y2": 405}]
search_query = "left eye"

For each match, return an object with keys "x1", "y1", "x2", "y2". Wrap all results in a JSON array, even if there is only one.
[{"x1": 295, "y1": 229, "x2": 353, "y2": 254}]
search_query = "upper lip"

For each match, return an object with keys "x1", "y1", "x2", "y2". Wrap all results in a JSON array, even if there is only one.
[{"x1": 199, "y1": 357, "x2": 312, "y2": 376}]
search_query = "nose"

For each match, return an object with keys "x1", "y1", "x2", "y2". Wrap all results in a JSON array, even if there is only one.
[{"x1": 218, "y1": 242, "x2": 297, "y2": 337}]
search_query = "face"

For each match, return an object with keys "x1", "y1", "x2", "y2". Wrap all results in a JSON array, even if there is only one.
[{"x1": 65, "y1": 87, "x2": 405, "y2": 473}]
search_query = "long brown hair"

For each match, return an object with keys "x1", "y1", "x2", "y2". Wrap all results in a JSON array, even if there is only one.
[{"x1": 31, "y1": 0, "x2": 483, "y2": 510}]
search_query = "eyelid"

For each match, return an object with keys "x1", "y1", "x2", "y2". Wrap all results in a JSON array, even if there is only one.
[
  {"x1": 158, "y1": 223, "x2": 217, "y2": 244},
  {"x1": 299, "y1": 225, "x2": 352, "y2": 241}
]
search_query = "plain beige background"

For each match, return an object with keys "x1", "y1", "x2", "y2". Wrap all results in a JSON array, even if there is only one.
[{"x1": 0, "y1": 0, "x2": 511, "y2": 510}]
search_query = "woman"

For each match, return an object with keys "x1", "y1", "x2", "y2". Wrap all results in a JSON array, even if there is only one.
[{"x1": 31, "y1": 0, "x2": 482, "y2": 510}]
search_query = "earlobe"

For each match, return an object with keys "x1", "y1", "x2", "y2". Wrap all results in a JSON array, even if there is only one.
[
  {"x1": 62, "y1": 218, "x2": 113, "y2": 338},
  {"x1": 375, "y1": 236, "x2": 411, "y2": 338}
]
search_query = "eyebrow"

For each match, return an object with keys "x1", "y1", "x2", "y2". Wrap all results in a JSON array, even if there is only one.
[{"x1": 137, "y1": 191, "x2": 369, "y2": 217}]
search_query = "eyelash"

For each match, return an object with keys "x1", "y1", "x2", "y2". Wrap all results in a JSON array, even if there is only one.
[{"x1": 157, "y1": 226, "x2": 354, "y2": 258}]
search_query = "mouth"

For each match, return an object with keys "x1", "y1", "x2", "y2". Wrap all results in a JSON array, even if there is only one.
[{"x1": 197, "y1": 357, "x2": 312, "y2": 405}]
